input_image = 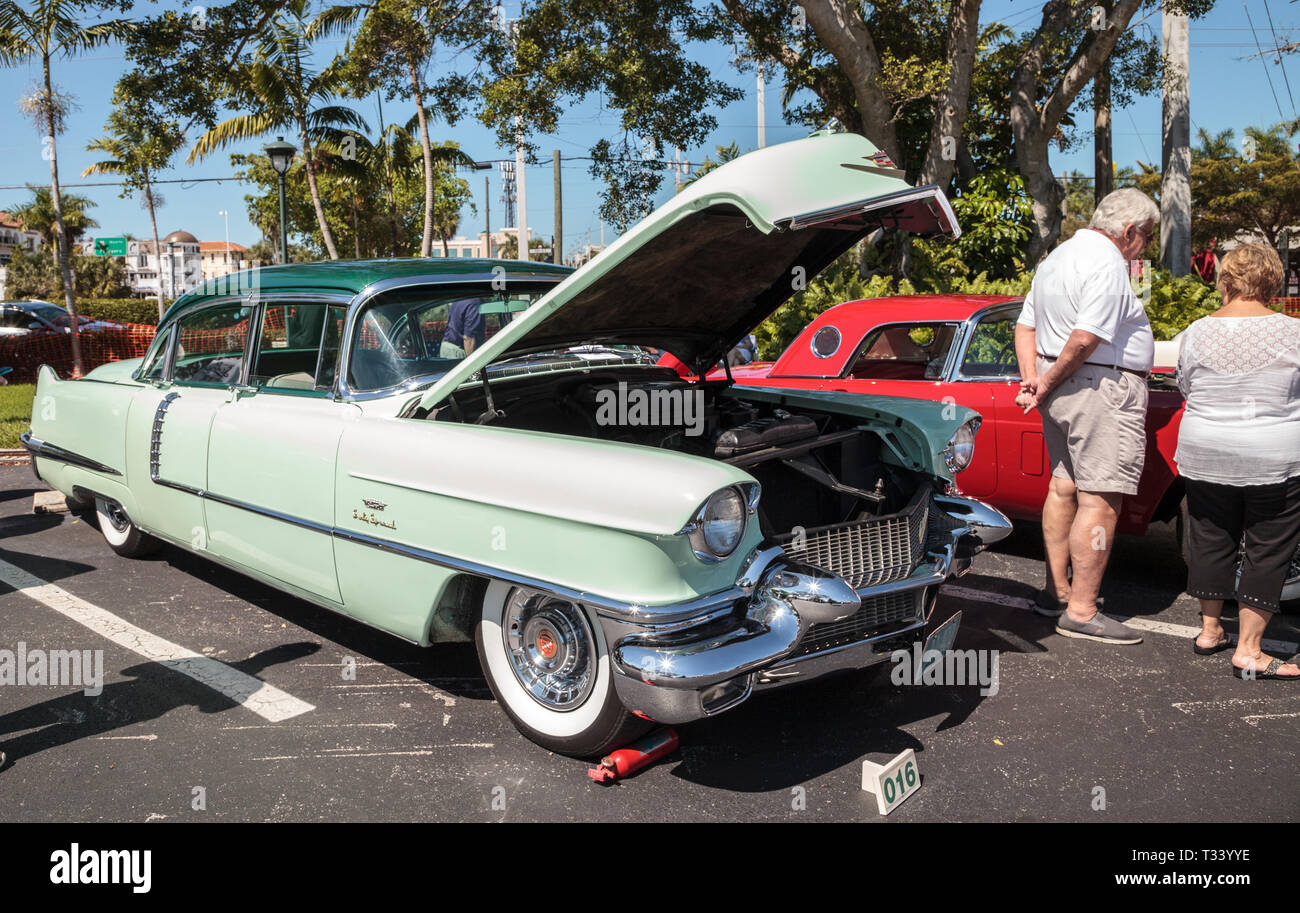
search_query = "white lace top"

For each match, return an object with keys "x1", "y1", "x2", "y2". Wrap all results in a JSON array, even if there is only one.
[{"x1": 1175, "y1": 313, "x2": 1300, "y2": 485}]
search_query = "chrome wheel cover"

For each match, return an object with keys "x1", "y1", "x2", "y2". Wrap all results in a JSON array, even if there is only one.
[
  {"x1": 103, "y1": 501, "x2": 130, "y2": 533},
  {"x1": 502, "y1": 589, "x2": 597, "y2": 711}
]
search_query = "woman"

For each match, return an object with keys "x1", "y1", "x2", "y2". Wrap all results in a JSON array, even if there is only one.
[{"x1": 1180, "y1": 243, "x2": 1300, "y2": 679}]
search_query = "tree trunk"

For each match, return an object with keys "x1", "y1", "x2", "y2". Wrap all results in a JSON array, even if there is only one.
[
  {"x1": 144, "y1": 173, "x2": 166, "y2": 321},
  {"x1": 796, "y1": 0, "x2": 902, "y2": 164},
  {"x1": 1010, "y1": 0, "x2": 1142, "y2": 262},
  {"x1": 1094, "y1": 63, "x2": 1113, "y2": 204},
  {"x1": 409, "y1": 60, "x2": 437, "y2": 258},
  {"x1": 297, "y1": 119, "x2": 340, "y2": 259},
  {"x1": 44, "y1": 54, "x2": 82, "y2": 376},
  {"x1": 918, "y1": 0, "x2": 982, "y2": 189},
  {"x1": 352, "y1": 198, "x2": 361, "y2": 258}
]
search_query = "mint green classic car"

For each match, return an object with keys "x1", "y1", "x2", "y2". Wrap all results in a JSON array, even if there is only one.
[{"x1": 23, "y1": 133, "x2": 1011, "y2": 757}]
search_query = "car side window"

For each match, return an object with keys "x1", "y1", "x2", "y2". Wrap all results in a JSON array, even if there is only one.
[
  {"x1": 0, "y1": 308, "x2": 30, "y2": 329},
  {"x1": 138, "y1": 327, "x2": 172, "y2": 381},
  {"x1": 845, "y1": 322, "x2": 959, "y2": 381},
  {"x1": 250, "y1": 302, "x2": 347, "y2": 392},
  {"x1": 960, "y1": 310, "x2": 1021, "y2": 378},
  {"x1": 171, "y1": 303, "x2": 253, "y2": 386}
]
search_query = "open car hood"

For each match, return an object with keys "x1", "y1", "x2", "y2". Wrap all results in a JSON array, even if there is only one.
[{"x1": 418, "y1": 132, "x2": 959, "y2": 410}]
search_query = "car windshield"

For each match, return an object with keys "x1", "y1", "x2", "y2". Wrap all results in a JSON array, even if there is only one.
[{"x1": 346, "y1": 285, "x2": 555, "y2": 393}]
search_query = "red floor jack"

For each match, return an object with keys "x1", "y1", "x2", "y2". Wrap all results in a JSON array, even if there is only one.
[{"x1": 587, "y1": 727, "x2": 679, "y2": 783}]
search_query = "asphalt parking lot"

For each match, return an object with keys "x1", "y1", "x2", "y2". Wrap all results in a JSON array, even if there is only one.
[{"x1": 1, "y1": 462, "x2": 1296, "y2": 822}]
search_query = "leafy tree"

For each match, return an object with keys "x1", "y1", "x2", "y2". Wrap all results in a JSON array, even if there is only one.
[
  {"x1": 82, "y1": 98, "x2": 185, "y2": 319},
  {"x1": 679, "y1": 142, "x2": 743, "y2": 190},
  {"x1": 310, "y1": 0, "x2": 494, "y2": 257},
  {"x1": 430, "y1": 148, "x2": 476, "y2": 257},
  {"x1": 480, "y1": 0, "x2": 743, "y2": 228},
  {"x1": 5, "y1": 246, "x2": 129, "y2": 300},
  {"x1": 6, "y1": 185, "x2": 98, "y2": 252},
  {"x1": 189, "y1": 0, "x2": 368, "y2": 259},
  {"x1": 1188, "y1": 124, "x2": 1300, "y2": 250},
  {"x1": 0, "y1": 0, "x2": 134, "y2": 374}
]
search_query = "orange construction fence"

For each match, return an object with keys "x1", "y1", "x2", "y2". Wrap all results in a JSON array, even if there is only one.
[{"x1": 0, "y1": 323, "x2": 157, "y2": 384}]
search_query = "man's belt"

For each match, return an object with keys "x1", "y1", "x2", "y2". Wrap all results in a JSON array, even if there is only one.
[{"x1": 1037, "y1": 353, "x2": 1149, "y2": 379}]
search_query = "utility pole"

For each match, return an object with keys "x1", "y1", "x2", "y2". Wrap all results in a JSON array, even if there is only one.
[
  {"x1": 1094, "y1": 63, "x2": 1113, "y2": 205},
  {"x1": 484, "y1": 175, "x2": 491, "y2": 258},
  {"x1": 1161, "y1": 8, "x2": 1191, "y2": 276},
  {"x1": 757, "y1": 60, "x2": 766, "y2": 149},
  {"x1": 553, "y1": 149, "x2": 562, "y2": 265}
]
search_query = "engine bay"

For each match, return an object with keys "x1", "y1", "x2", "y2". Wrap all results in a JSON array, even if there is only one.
[{"x1": 417, "y1": 366, "x2": 932, "y2": 537}]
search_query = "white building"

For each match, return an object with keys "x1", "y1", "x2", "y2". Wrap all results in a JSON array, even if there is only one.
[
  {"x1": 126, "y1": 231, "x2": 203, "y2": 299},
  {"x1": 0, "y1": 212, "x2": 43, "y2": 298},
  {"x1": 200, "y1": 241, "x2": 252, "y2": 281},
  {"x1": 429, "y1": 229, "x2": 527, "y2": 259}
]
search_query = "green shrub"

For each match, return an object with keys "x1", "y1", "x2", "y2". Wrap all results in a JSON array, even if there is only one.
[
  {"x1": 753, "y1": 251, "x2": 1223, "y2": 359},
  {"x1": 76, "y1": 298, "x2": 162, "y2": 325}
]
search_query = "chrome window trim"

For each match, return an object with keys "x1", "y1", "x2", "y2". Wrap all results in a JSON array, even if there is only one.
[
  {"x1": 819, "y1": 319, "x2": 964, "y2": 381},
  {"x1": 247, "y1": 296, "x2": 350, "y2": 393},
  {"x1": 810, "y1": 325, "x2": 841, "y2": 359},
  {"x1": 162, "y1": 295, "x2": 260, "y2": 388},
  {"x1": 946, "y1": 300, "x2": 1025, "y2": 384},
  {"x1": 336, "y1": 272, "x2": 568, "y2": 401}
]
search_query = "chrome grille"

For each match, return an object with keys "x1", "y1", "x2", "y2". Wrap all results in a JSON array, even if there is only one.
[
  {"x1": 792, "y1": 590, "x2": 921, "y2": 657},
  {"x1": 779, "y1": 489, "x2": 931, "y2": 589}
]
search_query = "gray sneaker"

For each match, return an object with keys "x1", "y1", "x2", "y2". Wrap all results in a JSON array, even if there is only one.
[{"x1": 1056, "y1": 611, "x2": 1143, "y2": 645}]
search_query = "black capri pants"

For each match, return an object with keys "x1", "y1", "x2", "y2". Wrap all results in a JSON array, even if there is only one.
[{"x1": 1184, "y1": 476, "x2": 1300, "y2": 613}]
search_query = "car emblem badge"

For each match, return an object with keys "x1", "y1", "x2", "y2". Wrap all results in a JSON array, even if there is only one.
[{"x1": 362, "y1": 498, "x2": 387, "y2": 510}]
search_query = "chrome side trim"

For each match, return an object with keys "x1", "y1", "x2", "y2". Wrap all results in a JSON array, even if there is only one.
[{"x1": 19, "y1": 431, "x2": 122, "y2": 477}]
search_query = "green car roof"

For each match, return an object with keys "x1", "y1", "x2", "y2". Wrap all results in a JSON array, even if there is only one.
[{"x1": 162, "y1": 258, "x2": 573, "y2": 326}]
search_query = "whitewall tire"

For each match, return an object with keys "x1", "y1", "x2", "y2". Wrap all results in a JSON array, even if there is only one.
[
  {"x1": 474, "y1": 580, "x2": 649, "y2": 757},
  {"x1": 94, "y1": 497, "x2": 160, "y2": 558}
]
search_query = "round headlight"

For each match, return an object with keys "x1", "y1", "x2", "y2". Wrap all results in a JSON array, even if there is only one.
[
  {"x1": 689, "y1": 487, "x2": 747, "y2": 560},
  {"x1": 944, "y1": 419, "x2": 979, "y2": 473}
]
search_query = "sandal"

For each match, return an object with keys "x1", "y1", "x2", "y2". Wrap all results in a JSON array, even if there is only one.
[
  {"x1": 1233, "y1": 657, "x2": 1300, "y2": 680},
  {"x1": 1193, "y1": 634, "x2": 1232, "y2": 655}
]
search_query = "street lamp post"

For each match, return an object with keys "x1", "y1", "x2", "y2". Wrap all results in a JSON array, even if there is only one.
[{"x1": 264, "y1": 137, "x2": 297, "y2": 265}]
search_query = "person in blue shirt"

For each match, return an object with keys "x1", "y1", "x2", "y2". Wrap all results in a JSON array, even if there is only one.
[{"x1": 440, "y1": 297, "x2": 485, "y2": 358}]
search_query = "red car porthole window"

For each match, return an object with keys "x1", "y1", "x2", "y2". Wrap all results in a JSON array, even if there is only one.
[{"x1": 811, "y1": 325, "x2": 841, "y2": 359}]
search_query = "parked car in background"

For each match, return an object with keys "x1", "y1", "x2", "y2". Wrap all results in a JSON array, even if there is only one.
[
  {"x1": 24, "y1": 133, "x2": 1012, "y2": 757},
  {"x1": 0, "y1": 300, "x2": 125, "y2": 336},
  {"x1": 724, "y1": 294, "x2": 1299, "y2": 600}
]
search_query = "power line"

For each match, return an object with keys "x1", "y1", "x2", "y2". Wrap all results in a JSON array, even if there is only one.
[
  {"x1": 1263, "y1": 0, "x2": 1299, "y2": 120},
  {"x1": 1245, "y1": 1, "x2": 1290, "y2": 125},
  {"x1": 0, "y1": 176, "x2": 244, "y2": 191}
]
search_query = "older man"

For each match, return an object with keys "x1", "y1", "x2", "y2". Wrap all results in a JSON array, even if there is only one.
[{"x1": 1014, "y1": 188, "x2": 1159, "y2": 645}]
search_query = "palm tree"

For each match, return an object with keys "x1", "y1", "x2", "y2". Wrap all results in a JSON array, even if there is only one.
[
  {"x1": 310, "y1": 0, "x2": 486, "y2": 257},
  {"x1": 83, "y1": 105, "x2": 184, "y2": 319},
  {"x1": 0, "y1": 0, "x2": 134, "y2": 374},
  {"x1": 9, "y1": 185, "x2": 98, "y2": 252},
  {"x1": 190, "y1": 0, "x2": 366, "y2": 260}
]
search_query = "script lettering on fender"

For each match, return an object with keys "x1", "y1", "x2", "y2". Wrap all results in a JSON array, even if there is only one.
[{"x1": 353, "y1": 508, "x2": 396, "y2": 529}]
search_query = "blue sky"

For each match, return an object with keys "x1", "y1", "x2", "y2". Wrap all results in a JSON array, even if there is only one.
[{"x1": 1, "y1": 0, "x2": 1295, "y2": 259}]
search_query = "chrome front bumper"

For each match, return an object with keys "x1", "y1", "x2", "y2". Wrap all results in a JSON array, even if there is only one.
[{"x1": 606, "y1": 492, "x2": 1012, "y2": 724}]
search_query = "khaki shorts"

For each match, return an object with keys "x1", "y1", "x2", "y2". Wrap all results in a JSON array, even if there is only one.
[{"x1": 1037, "y1": 356, "x2": 1148, "y2": 495}]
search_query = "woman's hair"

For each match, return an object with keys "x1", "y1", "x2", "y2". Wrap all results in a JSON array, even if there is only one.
[
  {"x1": 1216, "y1": 242, "x2": 1283, "y2": 303},
  {"x1": 1089, "y1": 188, "x2": 1159, "y2": 236}
]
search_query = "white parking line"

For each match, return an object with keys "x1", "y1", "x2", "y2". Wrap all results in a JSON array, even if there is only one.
[
  {"x1": 941, "y1": 584, "x2": 1299, "y2": 654},
  {"x1": 0, "y1": 557, "x2": 314, "y2": 722}
]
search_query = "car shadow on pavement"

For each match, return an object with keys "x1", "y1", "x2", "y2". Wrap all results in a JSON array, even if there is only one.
[
  {"x1": 150, "y1": 542, "x2": 490, "y2": 699},
  {"x1": 669, "y1": 668, "x2": 988, "y2": 792},
  {"x1": 0, "y1": 642, "x2": 320, "y2": 772}
]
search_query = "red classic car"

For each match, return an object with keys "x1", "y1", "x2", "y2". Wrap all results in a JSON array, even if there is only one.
[
  {"x1": 711, "y1": 293, "x2": 1300, "y2": 602},
  {"x1": 716, "y1": 295, "x2": 1187, "y2": 536}
]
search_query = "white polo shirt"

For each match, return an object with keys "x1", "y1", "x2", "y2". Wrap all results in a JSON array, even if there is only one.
[{"x1": 1017, "y1": 228, "x2": 1154, "y2": 371}]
